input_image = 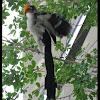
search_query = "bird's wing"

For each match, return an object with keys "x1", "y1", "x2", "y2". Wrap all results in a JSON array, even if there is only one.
[
  {"x1": 48, "y1": 13, "x2": 72, "y2": 37},
  {"x1": 37, "y1": 12, "x2": 72, "y2": 38}
]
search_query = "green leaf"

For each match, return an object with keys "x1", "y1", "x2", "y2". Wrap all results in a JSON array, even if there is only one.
[
  {"x1": 21, "y1": 57, "x2": 27, "y2": 62},
  {"x1": 35, "y1": 91, "x2": 39, "y2": 97},
  {"x1": 22, "y1": 24, "x2": 27, "y2": 30},
  {"x1": 28, "y1": 94, "x2": 32, "y2": 98},
  {"x1": 9, "y1": 24, "x2": 13, "y2": 29},
  {"x1": 30, "y1": 79, "x2": 34, "y2": 84},
  {"x1": 9, "y1": 29, "x2": 16, "y2": 35},
  {"x1": 38, "y1": 93, "x2": 44, "y2": 100},
  {"x1": 31, "y1": 60, "x2": 36, "y2": 68},
  {"x1": 90, "y1": 91, "x2": 97, "y2": 97},
  {"x1": 28, "y1": 65, "x2": 33, "y2": 69},
  {"x1": 67, "y1": 44, "x2": 71, "y2": 47},
  {"x1": 17, "y1": 66, "x2": 21, "y2": 70},
  {"x1": 5, "y1": 12, "x2": 10, "y2": 16},
  {"x1": 11, "y1": 39, "x2": 18, "y2": 43},
  {"x1": 26, "y1": 31, "x2": 29, "y2": 38},
  {"x1": 76, "y1": 48, "x2": 82, "y2": 56},
  {"x1": 87, "y1": 82, "x2": 95, "y2": 89},
  {"x1": 36, "y1": 66, "x2": 39, "y2": 70},
  {"x1": 32, "y1": 89, "x2": 37, "y2": 94},
  {"x1": 36, "y1": 82, "x2": 40, "y2": 88},
  {"x1": 20, "y1": 62, "x2": 24, "y2": 67},
  {"x1": 32, "y1": 89, "x2": 39, "y2": 97},
  {"x1": 55, "y1": 41, "x2": 64, "y2": 51},
  {"x1": 38, "y1": 73, "x2": 42, "y2": 77},
  {"x1": 3, "y1": 69, "x2": 9, "y2": 73},
  {"x1": 89, "y1": 94, "x2": 93, "y2": 100},
  {"x1": 33, "y1": 2, "x2": 39, "y2": 7},
  {"x1": 82, "y1": 74, "x2": 90, "y2": 81},
  {"x1": 21, "y1": 89, "x2": 27, "y2": 94},
  {"x1": 34, "y1": 73, "x2": 37, "y2": 81},
  {"x1": 20, "y1": 31, "x2": 26, "y2": 37},
  {"x1": 56, "y1": 89, "x2": 61, "y2": 98}
]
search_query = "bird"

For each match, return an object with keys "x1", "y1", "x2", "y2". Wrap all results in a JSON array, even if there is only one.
[
  {"x1": 24, "y1": 3, "x2": 72, "y2": 53},
  {"x1": 24, "y1": 3, "x2": 72, "y2": 99}
]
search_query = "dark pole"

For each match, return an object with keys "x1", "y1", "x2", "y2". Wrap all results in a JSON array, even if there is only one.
[{"x1": 43, "y1": 29, "x2": 57, "y2": 100}]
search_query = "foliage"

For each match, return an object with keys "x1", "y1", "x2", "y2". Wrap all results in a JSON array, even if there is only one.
[
  {"x1": 55, "y1": 48, "x2": 97, "y2": 99},
  {"x1": 2, "y1": 0, "x2": 97, "y2": 100}
]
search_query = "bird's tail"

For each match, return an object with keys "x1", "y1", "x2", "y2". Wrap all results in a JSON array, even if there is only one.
[{"x1": 43, "y1": 29, "x2": 57, "y2": 99}]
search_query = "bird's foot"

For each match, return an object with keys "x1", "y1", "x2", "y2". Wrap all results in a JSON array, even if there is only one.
[{"x1": 35, "y1": 48, "x2": 41, "y2": 54}]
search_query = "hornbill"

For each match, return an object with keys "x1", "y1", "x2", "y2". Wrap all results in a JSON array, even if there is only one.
[{"x1": 24, "y1": 3, "x2": 71, "y2": 99}]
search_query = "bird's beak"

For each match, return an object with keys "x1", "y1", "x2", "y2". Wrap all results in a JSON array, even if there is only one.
[{"x1": 24, "y1": 4, "x2": 32, "y2": 16}]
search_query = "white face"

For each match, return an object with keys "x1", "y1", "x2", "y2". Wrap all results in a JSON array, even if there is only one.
[{"x1": 26, "y1": 12, "x2": 33, "y2": 19}]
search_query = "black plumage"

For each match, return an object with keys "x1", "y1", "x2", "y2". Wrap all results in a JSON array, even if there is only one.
[{"x1": 48, "y1": 13, "x2": 71, "y2": 37}]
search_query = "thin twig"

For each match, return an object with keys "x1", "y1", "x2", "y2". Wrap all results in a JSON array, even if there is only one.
[
  {"x1": 57, "y1": 92, "x2": 74, "y2": 99},
  {"x1": 87, "y1": 40, "x2": 97, "y2": 52},
  {"x1": 2, "y1": 39, "x2": 41, "y2": 54}
]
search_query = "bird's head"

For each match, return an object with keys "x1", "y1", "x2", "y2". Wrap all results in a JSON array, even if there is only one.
[{"x1": 24, "y1": 3, "x2": 37, "y2": 16}]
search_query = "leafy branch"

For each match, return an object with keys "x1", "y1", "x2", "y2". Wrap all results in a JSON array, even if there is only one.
[
  {"x1": 2, "y1": 37, "x2": 77, "y2": 64},
  {"x1": 2, "y1": 37, "x2": 97, "y2": 69}
]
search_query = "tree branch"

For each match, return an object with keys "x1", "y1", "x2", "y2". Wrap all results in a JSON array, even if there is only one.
[
  {"x1": 2, "y1": 39, "x2": 40, "y2": 53},
  {"x1": 2, "y1": 39, "x2": 77, "y2": 64},
  {"x1": 2, "y1": 38, "x2": 97, "y2": 66}
]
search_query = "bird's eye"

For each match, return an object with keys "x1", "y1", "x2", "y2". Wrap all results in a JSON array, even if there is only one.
[
  {"x1": 30, "y1": 6, "x2": 33, "y2": 9},
  {"x1": 30, "y1": 5, "x2": 36, "y2": 10}
]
